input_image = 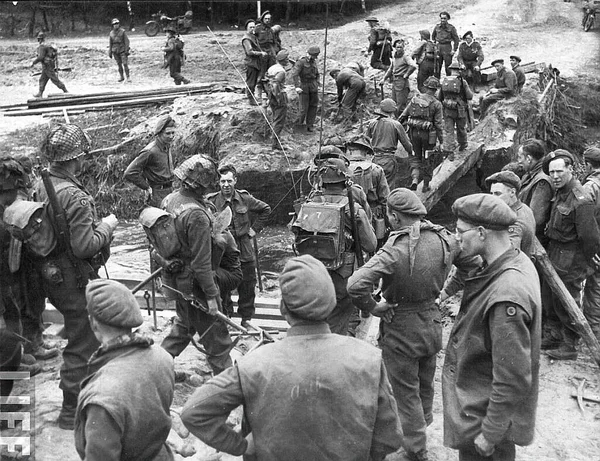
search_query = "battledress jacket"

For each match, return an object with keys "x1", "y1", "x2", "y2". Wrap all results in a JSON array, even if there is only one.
[
  {"x1": 123, "y1": 138, "x2": 173, "y2": 190},
  {"x1": 180, "y1": 322, "x2": 403, "y2": 461},
  {"x1": 74, "y1": 334, "x2": 175, "y2": 461},
  {"x1": 442, "y1": 249, "x2": 541, "y2": 449}
]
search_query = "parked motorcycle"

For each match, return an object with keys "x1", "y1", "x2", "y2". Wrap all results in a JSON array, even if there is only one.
[
  {"x1": 583, "y1": 1, "x2": 597, "y2": 31},
  {"x1": 145, "y1": 10, "x2": 193, "y2": 37}
]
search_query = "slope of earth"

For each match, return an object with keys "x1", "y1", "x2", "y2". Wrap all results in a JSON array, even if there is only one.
[{"x1": 1, "y1": 0, "x2": 600, "y2": 460}]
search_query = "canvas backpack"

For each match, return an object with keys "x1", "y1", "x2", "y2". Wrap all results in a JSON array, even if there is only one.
[
  {"x1": 139, "y1": 203, "x2": 200, "y2": 259},
  {"x1": 441, "y1": 76, "x2": 462, "y2": 94},
  {"x1": 291, "y1": 196, "x2": 348, "y2": 270},
  {"x1": 407, "y1": 95, "x2": 432, "y2": 120}
]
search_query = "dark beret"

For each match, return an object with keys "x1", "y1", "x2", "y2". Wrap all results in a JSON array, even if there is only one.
[
  {"x1": 155, "y1": 115, "x2": 175, "y2": 135},
  {"x1": 86, "y1": 279, "x2": 143, "y2": 328},
  {"x1": 491, "y1": 58, "x2": 504, "y2": 66},
  {"x1": 452, "y1": 193, "x2": 517, "y2": 230},
  {"x1": 279, "y1": 255, "x2": 336, "y2": 321},
  {"x1": 509, "y1": 55, "x2": 521, "y2": 62},
  {"x1": 485, "y1": 170, "x2": 521, "y2": 192},
  {"x1": 542, "y1": 149, "x2": 575, "y2": 174},
  {"x1": 584, "y1": 147, "x2": 600, "y2": 163},
  {"x1": 462, "y1": 30, "x2": 473, "y2": 40},
  {"x1": 387, "y1": 188, "x2": 427, "y2": 216}
]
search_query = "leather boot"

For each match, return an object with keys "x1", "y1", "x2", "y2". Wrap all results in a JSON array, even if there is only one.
[
  {"x1": 422, "y1": 177, "x2": 431, "y2": 192},
  {"x1": 546, "y1": 332, "x2": 579, "y2": 361},
  {"x1": 58, "y1": 391, "x2": 78, "y2": 430}
]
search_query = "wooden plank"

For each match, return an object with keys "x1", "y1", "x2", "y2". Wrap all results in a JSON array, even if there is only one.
[{"x1": 417, "y1": 144, "x2": 485, "y2": 211}]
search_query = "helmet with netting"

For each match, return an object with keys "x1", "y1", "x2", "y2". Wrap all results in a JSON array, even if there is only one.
[
  {"x1": 174, "y1": 154, "x2": 218, "y2": 189},
  {"x1": 320, "y1": 157, "x2": 348, "y2": 184},
  {"x1": 43, "y1": 124, "x2": 91, "y2": 162},
  {"x1": 0, "y1": 157, "x2": 27, "y2": 191}
]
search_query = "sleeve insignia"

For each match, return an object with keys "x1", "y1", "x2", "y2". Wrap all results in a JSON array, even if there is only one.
[{"x1": 506, "y1": 306, "x2": 517, "y2": 317}]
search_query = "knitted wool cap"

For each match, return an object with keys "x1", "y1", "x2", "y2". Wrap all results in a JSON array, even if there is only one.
[
  {"x1": 491, "y1": 58, "x2": 504, "y2": 66},
  {"x1": 276, "y1": 49, "x2": 289, "y2": 61},
  {"x1": 279, "y1": 255, "x2": 336, "y2": 321},
  {"x1": 86, "y1": 279, "x2": 143, "y2": 328},
  {"x1": 423, "y1": 76, "x2": 440, "y2": 89},
  {"x1": 44, "y1": 124, "x2": 91, "y2": 162},
  {"x1": 154, "y1": 115, "x2": 176, "y2": 135},
  {"x1": 387, "y1": 188, "x2": 427, "y2": 216},
  {"x1": 452, "y1": 193, "x2": 517, "y2": 230},
  {"x1": 379, "y1": 98, "x2": 397, "y2": 113}
]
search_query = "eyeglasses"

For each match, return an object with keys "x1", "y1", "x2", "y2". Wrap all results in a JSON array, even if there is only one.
[{"x1": 455, "y1": 226, "x2": 480, "y2": 238}]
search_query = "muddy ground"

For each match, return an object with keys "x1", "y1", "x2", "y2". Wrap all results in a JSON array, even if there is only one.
[{"x1": 2, "y1": 0, "x2": 600, "y2": 460}]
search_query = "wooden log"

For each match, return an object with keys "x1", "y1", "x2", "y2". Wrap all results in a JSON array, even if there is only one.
[{"x1": 532, "y1": 239, "x2": 600, "y2": 368}]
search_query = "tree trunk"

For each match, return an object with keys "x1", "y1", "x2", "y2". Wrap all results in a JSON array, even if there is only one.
[
  {"x1": 28, "y1": 4, "x2": 37, "y2": 37},
  {"x1": 361, "y1": 0, "x2": 367, "y2": 13},
  {"x1": 285, "y1": 1, "x2": 292, "y2": 23},
  {"x1": 41, "y1": 7, "x2": 49, "y2": 32}
]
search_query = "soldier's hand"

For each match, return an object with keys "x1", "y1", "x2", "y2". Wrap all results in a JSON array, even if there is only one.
[
  {"x1": 102, "y1": 213, "x2": 119, "y2": 231},
  {"x1": 248, "y1": 228, "x2": 256, "y2": 238},
  {"x1": 474, "y1": 434, "x2": 495, "y2": 457},
  {"x1": 371, "y1": 300, "x2": 396, "y2": 323},
  {"x1": 592, "y1": 253, "x2": 600, "y2": 271},
  {"x1": 474, "y1": 65, "x2": 480, "y2": 71},
  {"x1": 460, "y1": 64, "x2": 466, "y2": 70},
  {"x1": 207, "y1": 297, "x2": 219, "y2": 316},
  {"x1": 144, "y1": 188, "x2": 153, "y2": 202}
]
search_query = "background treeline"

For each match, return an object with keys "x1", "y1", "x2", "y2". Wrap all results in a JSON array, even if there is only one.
[{"x1": 0, "y1": 0, "x2": 397, "y2": 37}]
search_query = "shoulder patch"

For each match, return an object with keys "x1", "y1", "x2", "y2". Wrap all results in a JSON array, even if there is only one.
[
  {"x1": 506, "y1": 306, "x2": 517, "y2": 317},
  {"x1": 80, "y1": 198, "x2": 89, "y2": 207}
]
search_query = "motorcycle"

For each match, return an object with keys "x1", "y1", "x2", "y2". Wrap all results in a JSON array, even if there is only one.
[
  {"x1": 583, "y1": 1, "x2": 597, "y2": 31},
  {"x1": 145, "y1": 10, "x2": 192, "y2": 37}
]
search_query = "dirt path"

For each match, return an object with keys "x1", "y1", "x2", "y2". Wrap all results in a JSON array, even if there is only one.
[{"x1": 2, "y1": 0, "x2": 600, "y2": 460}]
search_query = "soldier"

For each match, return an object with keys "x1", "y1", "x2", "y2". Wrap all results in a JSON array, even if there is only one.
[
  {"x1": 479, "y1": 58, "x2": 517, "y2": 119},
  {"x1": 431, "y1": 11, "x2": 459, "y2": 77},
  {"x1": 108, "y1": 18, "x2": 131, "y2": 83},
  {"x1": 510, "y1": 55, "x2": 526, "y2": 93},
  {"x1": 582, "y1": 147, "x2": 600, "y2": 342},
  {"x1": 364, "y1": 98, "x2": 413, "y2": 190},
  {"x1": 163, "y1": 26, "x2": 190, "y2": 85},
  {"x1": 291, "y1": 46, "x2": 320, "y2": 132},
  {"x1": 123, "y1": 115, "x2": 176, "y2": 207},
  {"x1": 31, "y1": 31, "x2": 68, "y2": 98},
  {"x1": 74, "y1": 279, "x2": 174, "y2": 460},
  {"x1": 254, "y1": 10, "x2": 282, "y2": 63},
  {"x1": 439, "y1": 61, "x2": 473, "y2": 155},
  {"x1": 34, "y1": 124, "x2": 118, "y2": 429},
  {"x1": 0, "y1": 158, "x2": 42, "y2": 381},
  {"x1": 160, "y1": 155, "x2": 234, "y2": 375},
  {"x1": 456, "y1": 31, "x2": 484, "y2": 91},
  {"x1": 411, "y1": 30, "x2": 438, "y2": 93},
  {"x1": 312, "y1": 158, "x2": 377, "y2": 335},
  {"x1": 400, "y1": 76, "x2": 444, "y2": 191},
  {"x1": 348, "y1": 188, "x2": 477, "y2": 461},
  {"x1": 181, "y1": 255, "x2": 403, "y2": 460},
  {"x1": 207, "y1": 165, "x2": 271, "y2": 326},
  {"x1": 444, "y1": 194, "x2": 541, "y2": 461},
  {"x1": 542, "y1": 150, "x2": 600, "y2": 360},
  {"x1": 383, "y1": 39, "x2": 418, "y2": 115},
  {"x1": 241, "y1": 19, "x2": 267, "y2": 105},
  {"x1": 265, "y1": 50, "x2": 290, "y2": 150},
  {"x1": 485, "y1": 171, "x2": 536, "y2": 256},
  {"x1": 329, "y1": 62, "x2": 366, "y2": 122},
  {"x1": 366, "y1": 16, "x2": 392, "y2": 71},
  {"x1": 516, "y1": 138, "x2": 553, "y2": 244}
]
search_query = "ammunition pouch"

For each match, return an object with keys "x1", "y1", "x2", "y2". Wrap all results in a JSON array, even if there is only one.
[
  {"x1": 442, "y1": 99, "x2": 459, "y2": 110},
  {"x1": 407, "y1": 117, "x2": 433, "y2": 131}
]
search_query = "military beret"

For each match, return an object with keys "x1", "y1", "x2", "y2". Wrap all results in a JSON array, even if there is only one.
[
  {"x1": 365, "y1": 16, "x2": 379, "y2": 22},
  {"x1": 452, "y1": 193, "x2": 517, "y2": 230},
  {"x1": 244, "y1": 18, "x2": 255, "y2": 29},
  {"x1": 584, "y1": 147, "x2": 600, "y2": 163},
  {"x1": 380, "y1": 98, "x2": 397, "y2": 113},
  {"x1": 542, "y1": 149, "x2": 575, "y2": 174},
  {"x1": 462, "y1": 30, "x2": 473, "y2": 40},
  {"x1": 509, "y1": 55, "x2": 521, "y2": 62},
  {"x1": 259, "y1": 10, "x2": 271, "y2": 21},
  {"x1": 307, "y1": 45, "x2": 320, "y2": 55},
  {"x1": 485, "y1": 170, "x2": 521, "y2": 192},
  {"x1": 491, "y1": 58, "x2": 504, "y2": 66},
  {"x1": 387, "y1": 188, "x2": 427, "y2": 216},
  {"x1": 276, "y1": 49, "x2": 289, "y2": 61},
  {"x1": 86, "y1": 279, "x2": 143, "y2": 328},
  {"x1": 155, "y1": 115, "x2": 175, "y2": 135},
  {"x1": 279, "y1": 255, "x2": 336, "y2": 321}
]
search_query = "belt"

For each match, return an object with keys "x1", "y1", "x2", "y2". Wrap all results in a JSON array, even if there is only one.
[
  {"x1": 392, "y1": 301, "x2": 436, "y2": 314},
  {"x1": 152, "y1": 183, "x2": 173, "y2": 190}
]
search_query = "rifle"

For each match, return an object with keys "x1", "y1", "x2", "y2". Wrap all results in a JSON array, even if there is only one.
[
  {"x1": 433, "y1": 43, "x2": 440, "y2": 77},
  {"x1": 346, "y1": 184, "x2": 364, "y2": 267},
  {"x1": 41, "y1": 169, "x2": 90, "y2": 288},
  {"x1": 459, "y1": 76, "x2": 475, "y2": 132},
  {"x1": 31, "y1": 67, "x2": 72, "y2": 77}
]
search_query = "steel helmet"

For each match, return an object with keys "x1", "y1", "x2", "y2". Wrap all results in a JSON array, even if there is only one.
[
  {"x1": 44, "y1": 124, "x2": 91, "y2": 162},
  {"x1": 320, "y1": 157, "x2": 348, "y2": 184},
  {"x1": 0, "y1": 158, "x2": 27, "y2": 191},
  {"x1": 36, "y1": 31, "x2": 46, "y2": 40},
  {"x1": 111, "y1": 18, "x2": 120, "y2": 25},
  {"x1": 174, "y1": 154, "x2": 219, "y2": 189},
  {"x1": 423, "y1": 76, "x2": 440, "y2": 89},
  {"x1": 307, "y1": 45, "x2": 320, "y2": 56}
]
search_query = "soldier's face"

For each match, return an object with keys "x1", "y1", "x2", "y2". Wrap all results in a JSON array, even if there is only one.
[
  {"x1": 510, "y1": 58, "x2": 518, "y2": 68},
  {"x1": 440, "y1": 15, "x2": 449, "y2": 25},
  {"x1": 493, "y1": 63, "x2": 503, "y2": 73},
  {"x1": 247, "y1": 21, "x2": 256, "y2": 33},
  {"x1": 158, "y1": 127, "x2": 176, "y2": 146},
  {"x1": 112, "y1": 23, "x2": 120, "y2": 29},
  {"x1": 263, "y1": 14, "x2": 272, "y2": 25},
  {"x1": 454, "y1": 218, "x2": 483, "y2": 256},
  {"x1": 490, "y1": 183, "x2": 515, "y2": 205},
  {"x1": 548, "y1": 158, "x2": 573, "y2": 189},
  {"x1": 219, "y1": 172, "x2": 237, "y2": 195},
  {"x1": 465, "y1": 35, "x2": 473, "y2": 45},
  {"x1": 516, "y1": 147, "x2": 533, "y2": 172}
]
